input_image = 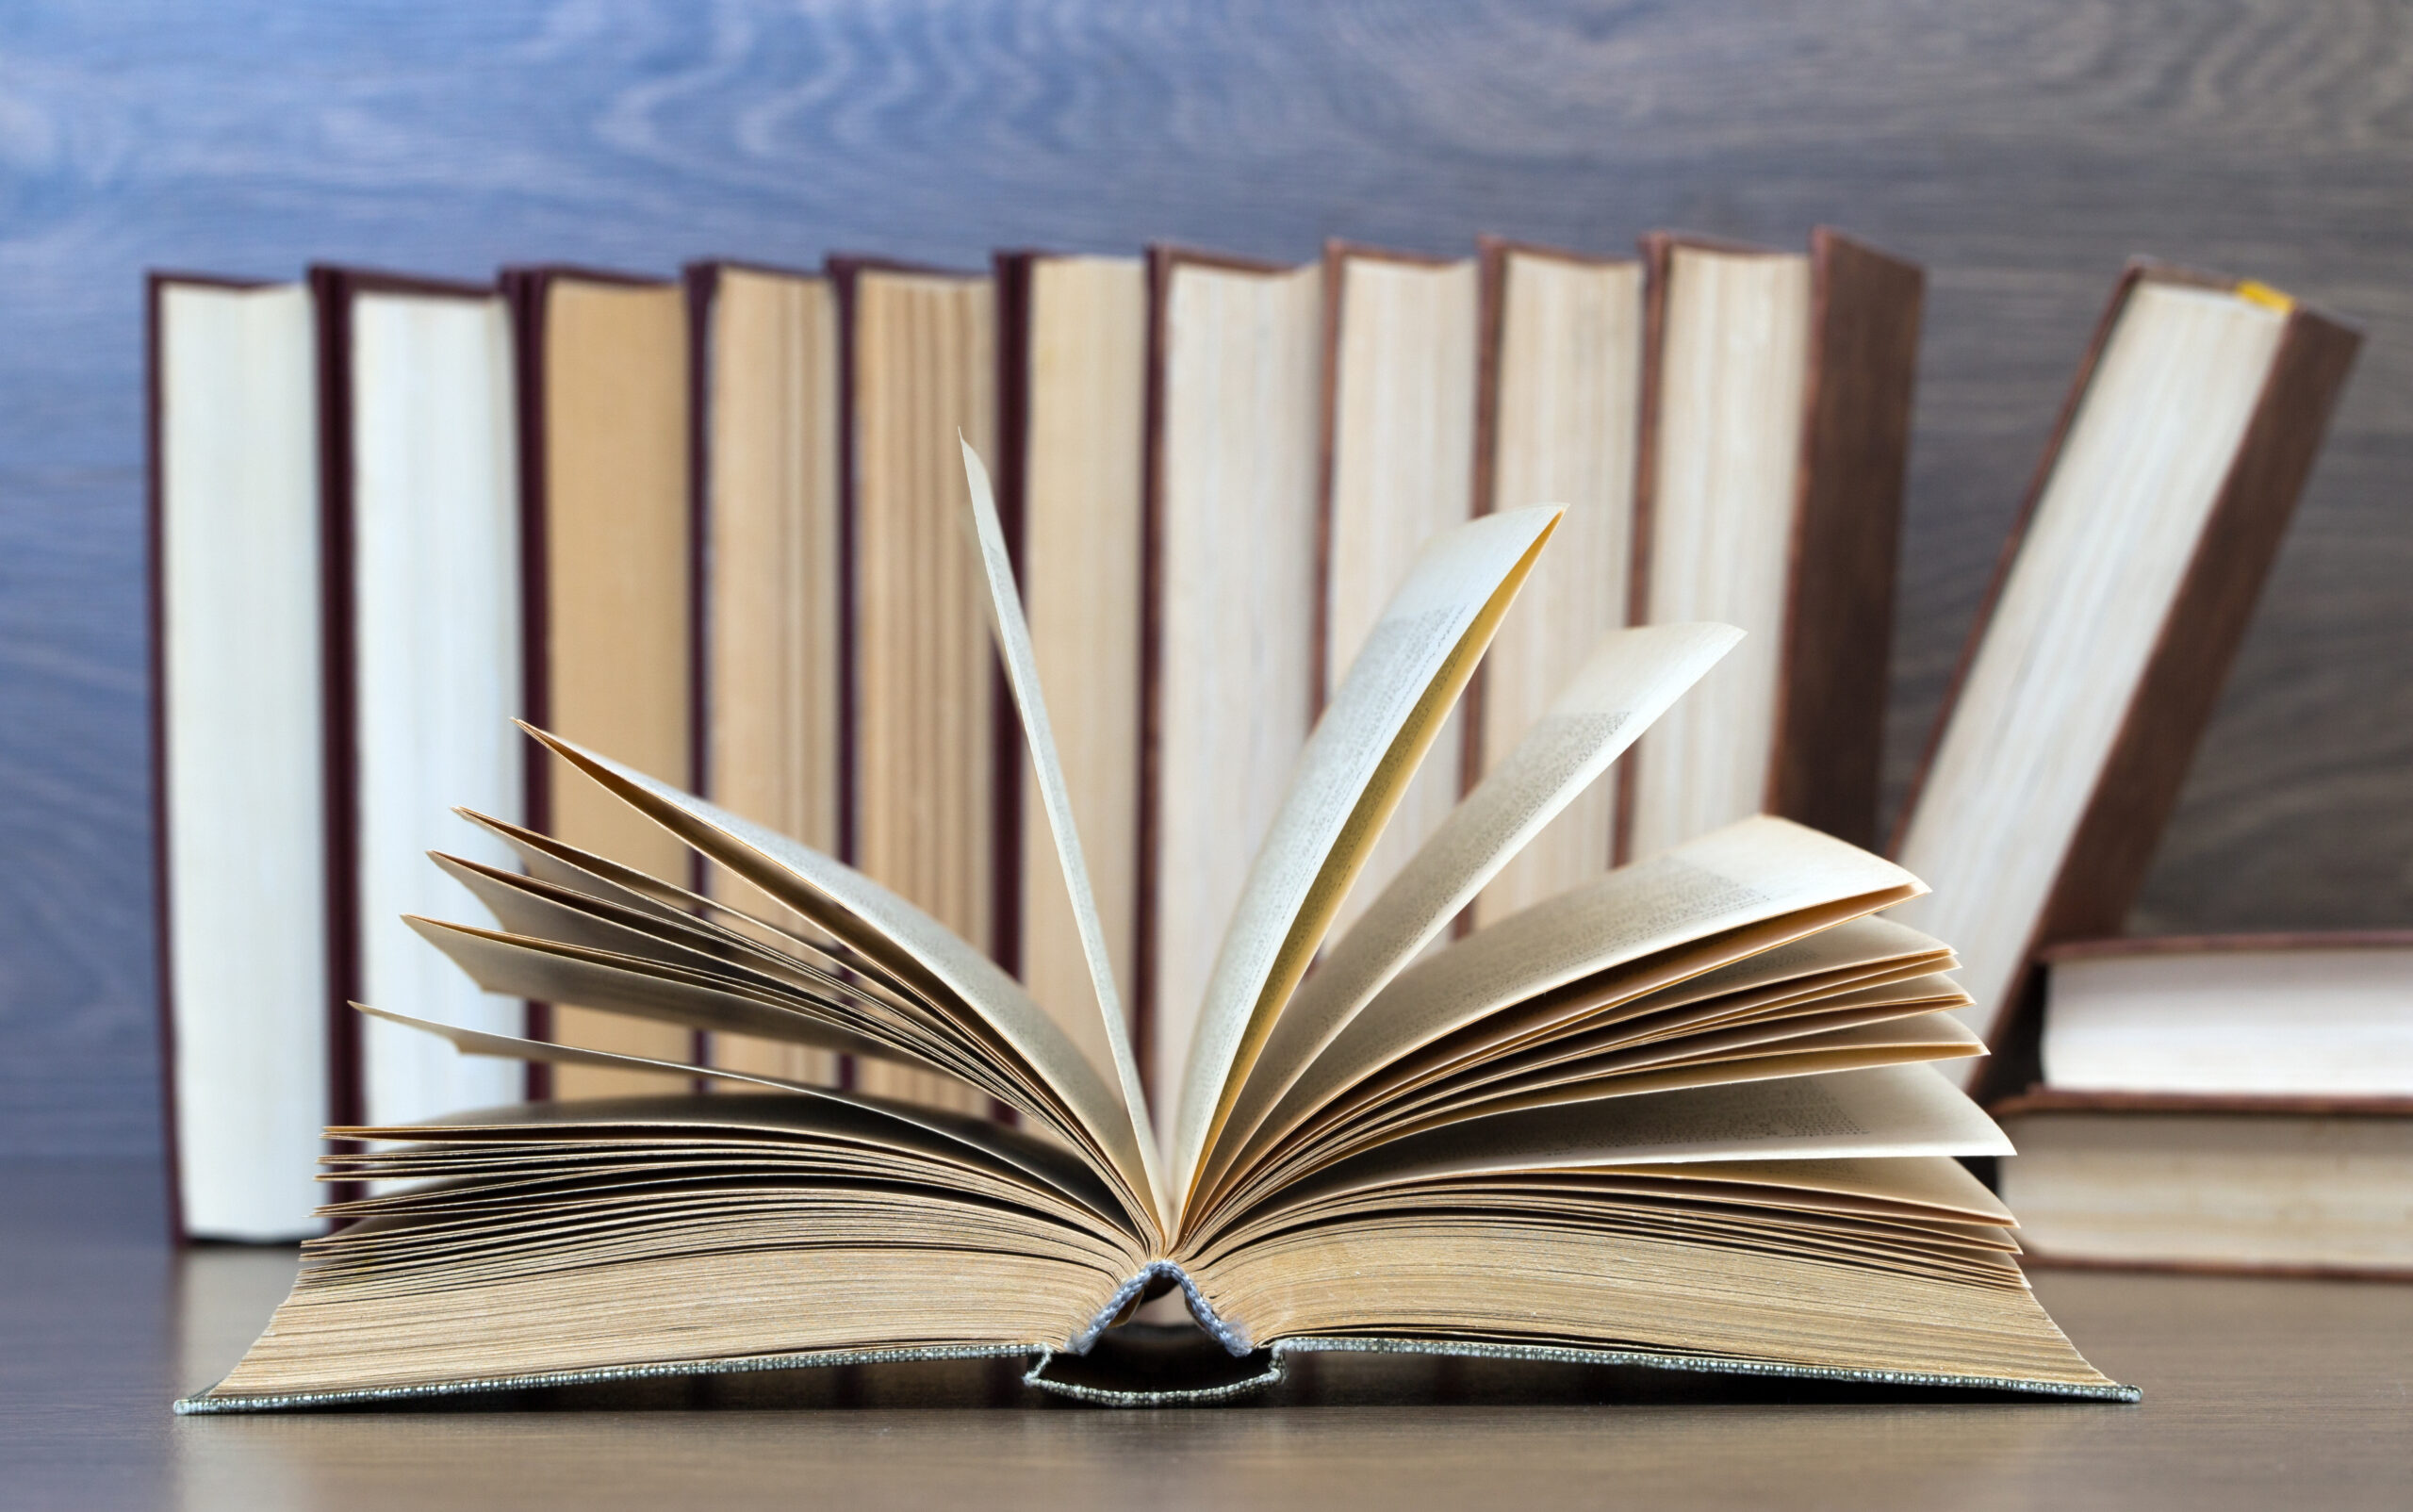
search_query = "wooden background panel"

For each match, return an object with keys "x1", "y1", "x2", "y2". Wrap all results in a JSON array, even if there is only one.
[{"x1": 1, "y1": 0, "x2": 2407, "y2": 1152}]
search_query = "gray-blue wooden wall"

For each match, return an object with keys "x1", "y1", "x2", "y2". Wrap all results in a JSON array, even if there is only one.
[{"x1": 4, "y1": 1, "x2": 2407, "y2": 1155}]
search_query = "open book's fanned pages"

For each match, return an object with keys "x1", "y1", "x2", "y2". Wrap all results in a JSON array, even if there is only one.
[
  {"x1": 1888, "y1": 265, "x2": 2359, "y2": 1095},
  {"x1": 184, "y1": 440, "x2": 2130, "y2": 1411},
  {"x1": 684, "y1": 259, "x2": 845, "y2": 1090},
  {"x1": 503, "y1": 265, "x2": 697, "y2": 1097},
  {"x1": 150, "y1": 272, "x2": 330, "y2": 1241},
  {"x1": 1624, "y1": 228, "x2": 1920, "y2": 862},
  {"x1": 312, "y1": 267, "x2": 526, "y2": 1133}
]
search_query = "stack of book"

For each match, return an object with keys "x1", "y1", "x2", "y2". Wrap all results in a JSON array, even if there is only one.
[
  {"x1": 148, "y1": 239, "x2": 2356, "y2": 1255},
  {"x1": 1994, "y1": 933, "x2": 2412, "y2": 1276}
]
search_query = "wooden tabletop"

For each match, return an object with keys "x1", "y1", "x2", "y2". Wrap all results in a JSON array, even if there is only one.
[{"x1": 6, "y1": 1159, "x2": 2408, "y2": 1510}]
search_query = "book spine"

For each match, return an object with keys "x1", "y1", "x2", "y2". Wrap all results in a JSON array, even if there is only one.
[
  {"x1": 993, "y1": 253, "x2": 1035, "y2": 986},
  {"x1": 1132, "y1": 247, "x2": 1176, "y2": 1105},
  {"x1": 826, "y1": 259, "x2": 863, "y2": 1094},
  {"x1": 681, "y1": 261, "x2": 718, "y2": 1085},
  {"x1": 502, "y1": 268, "x2": 554, "y2": 1097},
  {"x1": 144, "y1": 272, "x2": 184, "y2": 1243},
  {"x1": 1459, "y1": 238, "x2": 1513, "y2": 807},
  {"x1": 307, "y1": 268, "x2": 365, "y2": 1194},
  {"x1": 1764, "y1": 230, "x2": 1924, "y2": 849}
]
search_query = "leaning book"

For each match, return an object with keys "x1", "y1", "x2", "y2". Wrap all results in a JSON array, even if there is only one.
[{"x1": 179, "y1": 443, "x2": 2130, "y2": 1410}]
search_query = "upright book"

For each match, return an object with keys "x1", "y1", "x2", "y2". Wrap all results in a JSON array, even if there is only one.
[
  {"x1": 504, "y1": 266, "x2": 698, "y2": 1096},
  {"x1": 997, "y1": 252, "x2": 1150, "y2": 1082},
  {"x1": 685, "y1": 259, "x2": 845, "y2": 1090},
  {"x1": 312, "y1": 267, "x2": 526, "y2": 1133},
  {"x1": 829, "y1": 257, "x2": 1003, "y2": 1114},
  {"x1": 1140, "y1": 248, "x2": 1325, "y2": 1126},
  {"x1": 1888, "y1": 266, "x2": 2360, "y2": 1092},
  {"x1": 181, "y1": 444, "x2": 2130, "y2": 1410},
  {"x1": 149, "y1": 272, "x2": 328, "y2": 1241},
  {"x1": 1318, "y1": 242, "x2": 1481, "y2": 933},
  {"x1": 1468, "y1": 238, "x2": 1644, "y2": 925},
  {"x1": 1623, "y1": 228, "x2": 1923, "y2": 861}
]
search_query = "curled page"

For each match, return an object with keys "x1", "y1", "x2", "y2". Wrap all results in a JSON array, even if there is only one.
[
  {"x1": 1273, "y1": 1063, "x2": 2012, "y2": 1202},
  {"x1": 958, "y1": 436, "x2": 1168, "y2": 1233},
  {"x1": 515, "y1": 728, "x2": 1160, "y2": 1243},
  {"x1": 1170, "y1": 505, "x2": 1564, "y2": 1214},
  {"x1": 351, "y1": 1003, "x2": 1128, "y2": 1227},
  {"x1": 1198, "y1": 622, "x2": 1740, "y2": 1200},
  {"x1": 1235, "y1": 816, "x2": 1925, "y2": 1193}
]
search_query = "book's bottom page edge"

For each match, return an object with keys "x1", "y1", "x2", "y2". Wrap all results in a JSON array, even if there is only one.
[
  {"x1": 175, "y1": 1336, "x2": 2140, "y2": 1412},
  {"x1": 1257, "y1": 1338, "x2": 2141, "y2": 1404}
]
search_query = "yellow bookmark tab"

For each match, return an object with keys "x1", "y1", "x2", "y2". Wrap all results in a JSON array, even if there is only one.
[{"x1": 2236, "y1": 279, "x2": 2294, "y2": 314}]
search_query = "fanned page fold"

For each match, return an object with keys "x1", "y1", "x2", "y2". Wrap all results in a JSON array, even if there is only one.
[
  {"x1": 958, "y1": 436, "x2": 1169, "y2": 1232},
  {"x1": 1200, "y1": 622, "x2": 1741, "y2": 1199},
  {"x1": 1170, "y1": 505, "x2": 1563, "y2": 1211},
  {"x1": 353, "y1": 1003, "x2": 1128, "y2": 1226},
  {"x1": 515, "y1": 729, "x2": 1161, "y2": 1241}
]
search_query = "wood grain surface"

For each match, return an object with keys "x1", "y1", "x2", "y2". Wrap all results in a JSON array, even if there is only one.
[
  {"x1": 5, "y1": 1158, "x2": 2409, "y2": 1510},
  {"x1": 3, "y1": 1, "x2": 2409, "y2": 1153}
]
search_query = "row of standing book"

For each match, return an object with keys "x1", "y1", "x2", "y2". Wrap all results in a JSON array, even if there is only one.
[{"x1": 152, "y1": 232, "x2": 2393, "y2": 1276}]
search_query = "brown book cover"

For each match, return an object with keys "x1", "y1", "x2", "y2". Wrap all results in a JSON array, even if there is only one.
[
  {"x1": 1896, "y1": 263, "x2": 2361, "y2": 1099},
  {"x1": 1994, "y1": 1087, "x2": 2413, "y2": 1118},
  {"x1": 1619, "y1": 228, "x2": 1922, "y2": 862},
  {"x1": 2039, "y1": 930, "x2": 2413, "y2": 964}
]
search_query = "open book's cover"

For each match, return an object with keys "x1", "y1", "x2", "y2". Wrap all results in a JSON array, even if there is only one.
[
  {"x1": 148, "y1": 271, "x2": 304, "y2": 1241},
  {"x1": 175, "y1": 1279, "x2": 2139, "y2": 1412},
  {"x1": 1622, "y1": 228, "x2": 1922, "y2": 861},
  {"x1": 1898, "y1": 264, "x2": 2361, "y2": 1100}
]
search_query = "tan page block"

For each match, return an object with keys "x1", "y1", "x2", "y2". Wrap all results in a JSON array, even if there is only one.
[
  {"x1": 701, "y1": 268, "x2": 843, "y2": 1089},
  {"x1": 850, "y1": 271, "x2": 998, "y2": 1113},
  {"x1": 538, "y1": 278, "x2": 694, "y2": 1096}
]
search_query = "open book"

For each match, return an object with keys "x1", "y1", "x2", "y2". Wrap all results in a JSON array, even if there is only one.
[{"x1": 180, "y1": 443, "x2": 2129, "y2": 1409}]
